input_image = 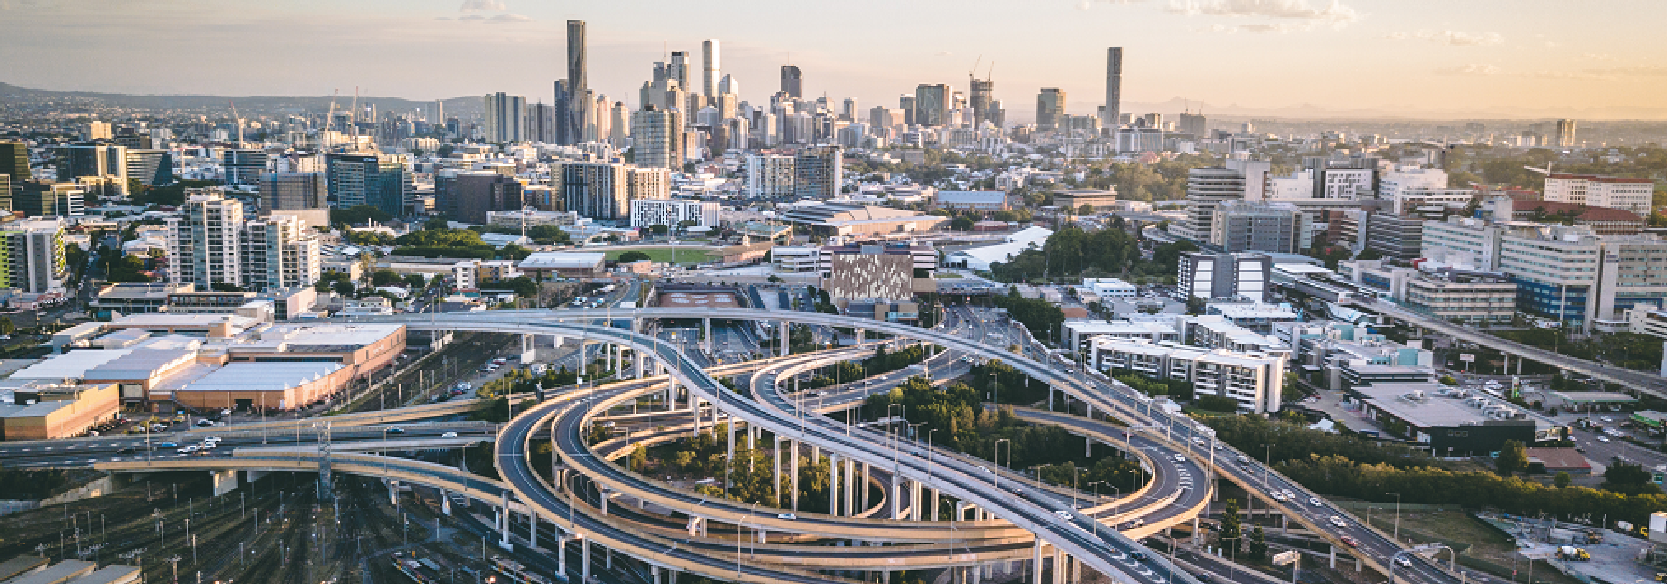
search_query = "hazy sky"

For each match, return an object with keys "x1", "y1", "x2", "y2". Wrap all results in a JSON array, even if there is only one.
[{"x1": 2, "y1": 0, "x2": 1664, "y2": 119}]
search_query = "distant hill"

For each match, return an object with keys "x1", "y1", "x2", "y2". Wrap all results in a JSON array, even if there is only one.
[{"x1": 0, "y1": 82, "x2": 484, "y2": 117}]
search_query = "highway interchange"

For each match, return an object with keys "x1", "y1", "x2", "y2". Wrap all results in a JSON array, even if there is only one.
[{"x1": 8, "y1": 299, "x2": 1479, "y2": 584}]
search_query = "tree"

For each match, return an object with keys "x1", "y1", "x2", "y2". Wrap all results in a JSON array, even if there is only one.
[
  {"x1": 332, "y1": 205, "x2": 392, "y2": 226},
  {"x1": 649, "y1": 225, "x2": 669, "y2": 236},
  {"x1": 1600, "y1": 462, "x2": 1661, "y2": 495},
  {"x1": 1495, "y1": 439, "x2": 1528, "y2": 476},
  {"x1": 1078, "y1": 204, "x2": 1095, "y2": 215},
  {"x1": 1217, "y1": 498, "x2": 1243, "y2": 554},
  {"x1": 371, "y1": 270, "x2": 402, "y2": 287},
  {"x1": 1248, "y1": 526, "x2": 1268, "y2": 561},
  {"x1": 505, "y1": 276, "x2": 539, "y2": 298},
  {"x1": 950, "y1": 216, "x2": 976, "y2": 231},
  {"x1": 0, "y1": 317, "x2": 14, "y2": 336},
  {"x1": 617, "y1": 250, "x2": 653, "y2": 264},
  {"x1": 1554, "y1": 472, "x2": 1573, "y2": 488}
]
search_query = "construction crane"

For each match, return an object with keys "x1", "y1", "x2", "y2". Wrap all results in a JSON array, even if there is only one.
[
  {"x1": 325, "y1": 89, "x2": 340, "y2": 151},
  {"x1": 969, "y1": 55, "x2": 982, "y2": 85}
]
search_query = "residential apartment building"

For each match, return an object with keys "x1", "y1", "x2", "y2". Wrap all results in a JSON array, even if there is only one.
[
  {"x1": 165, "y1": 193, "x2": 321, "y2": 292},
  {"x1": 745, "y1": 154, "x2": 795, "y2": 198},
  {"x1": 1176, "y1": 160, "x2": 1270, "y2": 242},
  {"x1": 630, "y1": 105, "x2": 683, "y2": 169},
  {"x1": 793, "y1": 146, "x2": 843, "y2": 199},
  {"x1": 557, "y1": 162, "x2": 669, "y2": 221},
  {"x1": 0, "y1": 218, "x2": 66, "y2": 294}
]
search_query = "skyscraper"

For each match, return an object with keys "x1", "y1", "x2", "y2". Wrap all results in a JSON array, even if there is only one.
[
  {"x1": 483, "y1": 92, "x2": 527, "y2": 143},
  {"x1": 914, "y1": 84, "x2": 951, "y2": 127},
  {"x1": 222, "y1": 148, "x2": 267, "y2": 187},
  {"x1": 1104, "y1": 47, "x2": 1123, "y2": 128},
  {"x1": 631, "y1": 105, "x2": 684, "y2": 170},
  {"x1": 0, "y1": 218, "x2": 66, "y2": 294},
  {"x1": 0, "y1": 142, "x2": 28, "y2": 185},
  {"x1": 1554, "y1": 119, "x2": 1578, "y2": 149},
  {"x1": 327, "y1": 153, "x2": 410, "y2": 217},
  {"x1": 793, "y1": 147, "x2": 843, "y2": 199},
  {"x1": 260, "y1": 172, "x2": 330, "y2": 229},
  {"x1": 702, "y1": 39, "x2": 720, "y2": 99},
  {"x1": 780, "y1": 65, "x2": 803, "y2": 99},
  {"x1": 1036, "y1": 88, "x2": 1067, "y2": 131},
  {"x1": 969, "y1": 77, "x2": 995, "y2": 127},
  {"x1": 564, "y1": 20, "x2": 588, "y2": 145}
]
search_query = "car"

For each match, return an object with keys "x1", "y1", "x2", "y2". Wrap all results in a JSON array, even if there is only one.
[
  {"x1": 1597, "y1": 436, "x2": 1611, "y2": 443},
  {"x1": 1236, "y1": 455, "x2": 1250, "y2": 464},
  {"x1": 1394, "y1": 556, "x2": 1412, "y2": 567},
  {"x1": 1129, "y1": 551, "x2": 1148, "y2": 562},
  {"x1": 1330, "y1": 515, "x2": 1348, "y2": 528},
  {"x1": 157, "y1": 442, "x2": 178, "y2": 448},
  {"x1": 776, "y1": 513, "x2": 796, "y2": 520},
  {"x1": 386, "y1": 427, "x2": 406, "y2": 435},
  {"x1": 1174, "y1": 454, "x2": 1187, "y2": 463},
  {"x1": 1309, "y1": 497, "x2": 1323, "y2": 507},
  {"x1": 1055, "y1": 510, "x2": 1073, "y2": 519},
  {"x1": 1601, "y1": 416, "x2": 1614, "y2": 423},
  {"x1": 196, "y1": 419, "x2": 215, "y2": 427},
  {"x1": 1340, "y1": 535, "x2": 1360, "y2": 547},
  {"x1": 441, "y1": 431, "x2": 458, "y2": 438}
]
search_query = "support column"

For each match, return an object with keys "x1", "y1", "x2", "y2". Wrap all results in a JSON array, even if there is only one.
[
  {"x1": 931, "y1": 489, "x2": 940, "y2": 521},
  {"x1": 773, "y1": 435, "x2": 783, "y2": 508},
  {"x1": 652, "y1": 565, "x2": 660, "y2": 584},
  {"x1": 703, "y1": 317, "x2": 712, "y2": 354},
  {"x1": 845, "y1": 457, "x2": 856, "y2": 517},
  {"x1": 829, "y1": 453, "x2": 841, "y2": 516},
  {"x1": 910, "y1": 481, "x2": 922, "y2": 521},
  {"x1": 890, "y1": 474, "x2": 902, "y2": 519},
  {"x1": 726, "y1": 414, "x2": 736, "y2": 490},
  {"x1": 635, "y1": 351, "x2": 645, "y2": 379},
  {"x1": 1033, "y1": 540, "x2": 1045, "y2": 584},
  {"x1": 498, "y1": 492, "x2": 513, "y2": 550},
  {"x1": 582, "y1": 538, "x2": 591, "y2": 584},
  {"x1": 529, "y1": 511, "x2": 537, "y2": 549},
  {"x1": 557, "y1": 533, "x2": 566, "y2": 576},
  {"x1": 1048, "y1": 388, "x2": 1055, "y2": 411},
  {"x1": 1086, "y1": 436, "x2": 1093, "y2": 458},
  {"x1": 440, "y1": 490, "x2": 451, "y2": 515},
  {"x1": 1328, "y1": 544, "x2": 1336, "y2": 569},
  {"x1": 790, "y1": 441, "x2": 800, "y2": 512},
  {"x1": 599, "y1": 490, "x2": 609, "y2": 515},
  {"x1": 1053, "y1": 549, "x2": 1064, "y2": 584},
  {"x1": 862, "y1": 462, "x2": 870, "y2": 510},
  {"x1": 780, "y1": 321, "x2": 789, "y2": 356},
  {"x1": 521, "y1": 334, "x2": 537, "y2": 364},
  {"x1": 690, "y1": 393, "x2": 701, "y2": 435}
]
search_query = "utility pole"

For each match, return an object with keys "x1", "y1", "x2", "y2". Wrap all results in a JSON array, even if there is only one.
[{"x1": 166, "y1": 556, "x2": 181, "y2": 584}]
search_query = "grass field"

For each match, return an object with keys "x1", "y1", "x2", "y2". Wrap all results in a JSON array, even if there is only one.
[
  {"x1": 604, "y1": 247, "x2": 717, "y2": 264},
  {"x1": 1364, "y1": 509, "x2": 1582, "y2": 584}
]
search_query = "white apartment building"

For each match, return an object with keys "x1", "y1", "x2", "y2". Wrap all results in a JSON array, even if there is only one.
[
  {"x1": 1392, "y1": 187, "x2": 1477, "y2": 216},
  {"x1": 1420, "y1": 217, "x2": 1506, "y2": 271},
  {"x1": 167, "y1": 193, "x2": 322, "y2": 292},
  {"x1": 1544, "y1": 174, "x2": 1653, "y2": 214},
  {"x1": 770, "y1": 246, "x2": 821, "y2": 274},
  {"x1": 745, "y1": 154, "x2": 795, "y2": 198},
  {"x1": 629, "y1": 199, "x2": 721, "y2": 228},
  {"x1": 1090, "y1": 337, "x2": 1287, "y2": 413},
  {"x1": 1321, "y1": 168, "x2": 1373, "y2": 199}
]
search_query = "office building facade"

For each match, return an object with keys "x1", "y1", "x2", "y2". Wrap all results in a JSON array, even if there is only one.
[
  {"x1": 793, "y1": 147, "x2": 843, "y2": 199},
  {"x1": 780, "y1": 65, "x2": 803, "y2": 99},
  {"x1": 483, "y1": 92, "x2": 528, "y2": 143},
  {"x1": 1177, "y1": 252, "x2": 1273, "y2": 302},
  {"x1": 630, "y1": 106, "x2": 683, "y2": 170},
  {"x1": 1209, "y1": 200, "x2": 1309, "y2": 254},
  {"x1": 1104, "y1": 47, "x2": 1122, "y2": 128},
  {"x1": 326, "y1": 153, "x2": 409, "y2": 217},
  {"x1": 1036, "y1": 88, "x2": 1067, "y2": 131}
]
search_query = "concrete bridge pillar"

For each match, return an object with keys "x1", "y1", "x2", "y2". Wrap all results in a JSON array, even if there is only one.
[
  {"x1": 773, "y1": 435, "x2": 783, "y2": 508},
  {"x1": 1329, "y1": 544, "x2": 1336, "y2": 569},
  {"x1": 600, "y1": 489, "x2": 609, "y2": 516},
  {"x1": 521, "y1": 334, "x2": 537, "y2": 364},
  {"x1": 529, "y1": 511, "x2": 537, "y2": 549},
  {"x1": 829, "y1": 453, "x2": 841, "y2": 516},
  {"x1": 703, "y1": 317, "x2": 712, "y2": 355},
  {"x1": 690, "y1": 394, "x2": 702, "y2": 435},
  {"x1": 635, "y1": 351, "x2": 645, "y2": 379},
  {"x1": 1087, "y1": 436, "x2": 1093, "y2": 458},
  {"x1": 1053, "y1": 548, "x2": 1065, "y2": 584},
  {"x1": 790, "y1": 440, "x2": 800, "y2": 512},
  {"x1": 930, "y1": 488, "x2": 940, "y2": 521},
  {"x1": 210, "y1": 469, "x2": 238, "y2": 496},
  {"x1": 910, "y1": 481, "x2": 922, "y2": 521},
  {"x1": 1033, "y1": 539, "x2": 1045, "y2": 584},
  {"x1": 861, "y1": 462, "x2": 870, "y2": 510},
  {"x1": 441, "y1": 490, "x2": 451, "y2": 515},
  {"x1": 890, "y1": 474, "x2": 902, "y2": 519},
  {"x1": 780, "y1": 321, "x2": 789, "y2": 356},
  {"x1": 1048, "y1": 388, "x2": 1055, "y2": 411},
  {"x1": 651, "y1": 565, "x2": 660, "y2": 584},
  {"x1": 844, "y1": 457, "x2": 856, "y2": 517},
  {"x1": 855, "y1": 328, "x2": 865, "y2": 344},
  {"x1": 498, "y1": 491, "x2": 514, "y2": 551},
  {"x1": 581, "y1": 537, "x2": 591, "y2": 584},
  {"x1": 556, "y1": 532, "x2": 567, "y2": 575}
]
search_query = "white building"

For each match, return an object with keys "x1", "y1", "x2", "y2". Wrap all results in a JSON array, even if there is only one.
[
  {"x1": 629, "y1": 199, "x2": 721, "y2": 229},
  {"x1": 1091, "y1": 337, "x2": 1287, "y2": 414},
  {"x1": 1083, "y1": 277, "x2": 1136, "y2": 299},
  {"x1": 166, "y1": 193, "x2": 321, "y2": 292},
  {"x1": 1378, "y1": 167, "x2": 1449, "y2": 200},
  {"x1": 745, "y1": 154, "x2": 795, "y2": 198},
  {"x1": 1544, "y1": 174, "x2": 1654, "y2": 214},
  {"x1": 940, "y1": 226, "x2": 1052, "y2": 271}
]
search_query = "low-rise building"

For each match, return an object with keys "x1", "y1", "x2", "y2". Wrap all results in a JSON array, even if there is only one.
[
  {"x1": 1403, "y1": 270, "x2": 1517, "y2": 325},
  {"x1": 518, "y1": 252, "x2": 607, "y2": 280},
  {"x1": 629, "y1": 199, "x2": 721, "y2": 228},
  {"x1": 0, "y1": 383, "x2": 120, "y2": 440},
  {"x1": 1344, "y1": 383, "x2": 1544, "y2": 455},
  {"x1": 1090, "y1": 337, "x2": 1286, "y2": 414},
  {"x1": 934, "y1": 190, "x2": 1009, "y2": 212}
]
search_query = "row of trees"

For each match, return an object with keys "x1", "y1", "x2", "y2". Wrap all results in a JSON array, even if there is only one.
[
  {"x1": 992, "y1": 290, "x2": 1064, "y2": 346},
  {"x1": 1114, "y1": 372, "x2": 1195, "y2": 401},
  {"x1": 803, "y1": 344, "x2": 929, "y2": 390}
]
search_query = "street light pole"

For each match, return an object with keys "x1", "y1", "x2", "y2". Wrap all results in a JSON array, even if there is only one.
[{"x1": 993, "y1": 439, "x2": 1010, "y2": 492}]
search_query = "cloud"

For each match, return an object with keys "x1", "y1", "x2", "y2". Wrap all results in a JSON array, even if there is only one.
[
  {"x1": 1197, "y1": 22, "x2": 1307, "y2": 33},
  {"x1": 1385, "y1": 30, "x2": 1502, "y2": 46},
  {"x1": 1165, "y1": 0, "x2": 1361, "y2": 28},
  {"x1": 1436, "y1": 64, "x2": 1502, "y2": 76},
  {"x1": 458, "y1": 0, "x2": 505, "y2": 11},
  {"x1": 485, "y1": 13, "x2": 530, "y2": 23},
  {"x1": 1077, "y1": 0, "x2": 1146, "y2": 6},
  {"x1": 458, "y1": 14, "x2": 484, "y2": 20}
]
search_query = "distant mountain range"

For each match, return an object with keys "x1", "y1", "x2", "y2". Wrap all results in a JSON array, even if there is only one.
[{"x1": 0, "y1": 82, "x2": 482, "y2": 117}]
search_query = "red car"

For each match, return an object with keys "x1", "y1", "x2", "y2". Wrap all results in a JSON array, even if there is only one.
[{"x1": 1340, "y1": 535, "x2": 1360, "y2": 547}]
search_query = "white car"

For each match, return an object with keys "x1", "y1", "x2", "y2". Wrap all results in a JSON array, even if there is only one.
[
  {"x1": 1597, "y1": 436, "x2": 1611, "y2": 443},
  {"x1": 1055, "y1": 510, "x2": 1074, "y2": 519},
  {"x1": 776, "y1": 513, "x2": 797, "y2": 520},
  {"x1": 441, "y1": 431, "x2": 459, "y2": 438},
  {"x1": 1329, "y1": 515, "x2": 1348, "y2": 528},
  {"x1": 1309, "y1": 497, "x2": 1323, "y2": 507},
  {"x1": 1395, "y1": 556, "x2": 1412, "y2": 567},
  {"x1": 1174, "y1": 454, "x2": 1187, "y2": 463}
]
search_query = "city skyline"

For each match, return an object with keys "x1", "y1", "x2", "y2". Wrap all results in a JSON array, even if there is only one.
[{"x1": 1, "y1": 0, "x2": 1665, "y2": 120}]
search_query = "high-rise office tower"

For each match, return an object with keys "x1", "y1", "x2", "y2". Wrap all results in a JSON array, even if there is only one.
[
  {"x1": 0, "y1": 142, "x2": 29, "y2": 185},
  {"x1": 56, "y1": 144, "x2": 127, "y2": 183},
  {"x1": 631, "y1": 105, "x2": 684, "y2": 170},
  {"x1": 668, "y1": 52, "x2": 690, "y2": 92},
  {"x1": 1036, "y1": 88, "x2": 1067, "y2": 131},
  {"x1": 125, "y1": 149, "x2": 170, "y2": 186},
  {"x1": 327, "y1": 153, "x2": 410, "y2": 217},
  {"x1": 1554, "y1": 119, "x2": 1578, "y2": 149},
  {"x1": 842, "y1": 98, "x2": 859, "y2": 122},
  {"x1": 793, "y1": 146, "x2": 843, "y2": 199},
  {"x1": 259, "y1": 172, "x2": 330, "y2": 229},
  {"x1": 719, "y1": 74, "x2": 739, "y2": 96},
  {"x1": 780, "y1": 65, "x2": 803, "y2": 99},
  {"x1": 528, "y1": 103, "x2": 557, "y2": 143},
  {"x1": 483, "y1": 92, "x2": 527, "y2": 143},
  {"x1": 969, "y1": 77, "x2": 995, "y2": 127},
  {"x1": 899, "y1": 94, "x2": 917, "y2": 126},
  {"x1": 554, "y1": 80, "x2": 573, "y2": 144},
  {"x1": 1179, "y1": 112, "x2": 1207, "y2": 137},
  {"x1": 222, "y1": 148, "x2": 267, "y2": 187},
  {"x1": 914, "y1": 84, "x2": 951, "y2": 127},
  {"x1": 564, "y1": 20, "x2": 588, "y2": 145},
  {"x1": 702, "y1": 39, "x2": 720, "y2": 99},
  {"x1": 1104, "y1": 47, "x2": 1123, "y2": 128}
]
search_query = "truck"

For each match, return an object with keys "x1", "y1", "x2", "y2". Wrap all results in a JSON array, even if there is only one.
[{"x1": 1556, "y1": 546, "x2": 1590, "y2": 561}]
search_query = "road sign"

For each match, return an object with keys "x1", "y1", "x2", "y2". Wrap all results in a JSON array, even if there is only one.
[
  {"x1": 1460, "y1": 354, "x2": 1475, "y2": 363},
  {"x1": 1273, "y1": 551, "x2": 1299, "y2": 566}
]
